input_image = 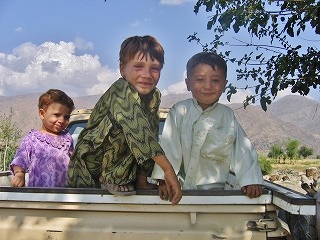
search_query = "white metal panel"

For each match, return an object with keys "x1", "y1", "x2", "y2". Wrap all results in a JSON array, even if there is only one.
[{"x1": 0, "y1": 191, "x2": 271, "y2": 205}]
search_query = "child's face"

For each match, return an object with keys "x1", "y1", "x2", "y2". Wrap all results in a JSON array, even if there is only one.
[
  {"x1": 186, "y1": 63, "x2": 227, "y2": 110},
  {"x1": 120, "y1": 52, "x2": 161, "y2": 95},
  {"x1": 39, "y1": 103, "x2": 72, "y2": 135}
]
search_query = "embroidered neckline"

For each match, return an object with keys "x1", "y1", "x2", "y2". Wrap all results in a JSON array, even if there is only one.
[{"x1": 30, "y1": 129, "x2": 71, "y2": 149}]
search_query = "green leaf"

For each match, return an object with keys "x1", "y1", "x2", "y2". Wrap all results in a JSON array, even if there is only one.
[
  {"x1": 287, "y1": 27, "x2": 294, "y2": 37},
  {"x1": 260, "y1": 97, "x2": 268, "y2": 112},
  {"x1": 190, "y1": 0, "x2": 320, "y2": 111},
  {"x1": 256, "y1": 53, "x2": 263, "y2": 60},
  {"x1": 207, "y1": 20, "x2": 213, "y2": 30}
]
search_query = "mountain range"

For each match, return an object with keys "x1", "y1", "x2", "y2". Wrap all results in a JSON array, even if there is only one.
[{"x1": 1, "y1": 93, "x2": 320, "y2": 155}]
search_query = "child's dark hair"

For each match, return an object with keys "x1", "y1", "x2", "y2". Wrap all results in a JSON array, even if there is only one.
[
  {"x1": 186, "y1": 52, "x2": 227, "y2": 79},
  {"x1": 38, "y1": 89, "x2": 75, "y2": 111},
  {"x1": 119, "y1": 35, "x2": 164, "y2": 69}
]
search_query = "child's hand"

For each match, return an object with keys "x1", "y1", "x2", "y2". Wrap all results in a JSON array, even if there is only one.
[
  {"x1": 241, "y1": 184, "x2": 262, "y2": 198},
  {"x1": 11, "y1": 173, "x2": 25, "y2": 187},
  {"x1": 158, "y1": 180, "x2": 168, "y2": 201},
  {"x1": 163, "y1": 169, "x2": 182, "y2": 205}
]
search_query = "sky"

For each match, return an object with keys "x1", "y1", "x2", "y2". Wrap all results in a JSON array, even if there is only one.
[{"x1": 0, "y1": 0, "x2": 319, "y2": 105}]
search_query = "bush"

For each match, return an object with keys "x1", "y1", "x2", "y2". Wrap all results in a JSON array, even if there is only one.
[
  {"x1": 0, "y1": 147, "x2": 16, "y2": 171},
  {"x1": 298, "y1": 145, "x2": 313, "y2": 159},
  {"x1": 258, "y1": 155, "x2": 272, "y2": 175}
]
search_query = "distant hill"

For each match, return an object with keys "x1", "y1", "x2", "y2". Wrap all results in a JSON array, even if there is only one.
[
  {"x1": 1, "y1": 93, "x2": 320, "y2": 155},
  {"x1": 160, "y1": 92, "x2": 192, "y2": 108},
  {"x1": 230, "y1": 102, "x2": 320, "y2": 155},
  {"x1": 268, "y1": 95, "x2": 320, "y2": 133}
]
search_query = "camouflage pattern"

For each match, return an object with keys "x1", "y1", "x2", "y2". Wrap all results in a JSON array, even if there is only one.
[{"x1": 68, "y1": 78, "x2": 164, "y2": 188}]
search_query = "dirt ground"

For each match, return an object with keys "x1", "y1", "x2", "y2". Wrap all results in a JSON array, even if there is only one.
[
  {"x1": 271, "y1": 159, "x2": 320, "y2": 172},
  {"x1": 265, "y1": 158, "x2": 320, "y2": 194}
]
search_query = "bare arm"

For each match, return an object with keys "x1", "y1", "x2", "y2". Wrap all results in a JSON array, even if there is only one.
[
  {"x1": 152, "y1": 154, "x2": 182, "y2": 205},
  {"x1": 11, "y1": 166, "x2": 26, "y2": 187}
]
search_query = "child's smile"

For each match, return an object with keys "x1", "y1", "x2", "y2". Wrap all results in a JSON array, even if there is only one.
[
  {"x1": 186, "y1": 63, "x2": 226, "y2": 110},
  {"x1": 120, "y1": 52, "x2": 161, "y2": 95}
]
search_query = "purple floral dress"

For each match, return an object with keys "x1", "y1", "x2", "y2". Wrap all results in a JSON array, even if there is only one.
[{"x1": 10, "y1": 129, "x2": 73, "y2": 187}]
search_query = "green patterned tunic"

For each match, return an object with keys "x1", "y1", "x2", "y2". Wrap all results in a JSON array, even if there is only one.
[{"x1": 68, "y1": 78, "x2": 165, "y2": 188}]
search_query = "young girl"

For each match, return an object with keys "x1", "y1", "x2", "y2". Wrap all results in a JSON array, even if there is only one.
[
  {"x1": 67, "y1": 35, "x2": 182, "y2": 205},
  {"x1": 10, "y1": 89, "x2": 75, "y2": 187}
]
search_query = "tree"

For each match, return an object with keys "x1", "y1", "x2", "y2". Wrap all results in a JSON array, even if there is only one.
[
  {"x1": 285, "y1": 139, "x2": 300, "y2": 160},
  {"x1": 190, "y1": 0, "x2": 320, "y2": 111},
  {"x1": 268, "y1": 143, "x2": 284, "y2": 163},
  {"x1": 298, "y1": 145, "x2": 313, "y2": 159},
  {"x1": 0, "y1": 110, "x2": 22, "y2": 171}
]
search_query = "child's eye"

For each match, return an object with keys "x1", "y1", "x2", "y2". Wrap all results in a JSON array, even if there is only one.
[
  {"x1": 151, "y1": 67, "x2": 160, "y2": 72},
  {"x1": 135, "y1": 65, "x2": 143, "y2": 69},
  {"x1": 211, "y1": 79, "x2": 221, "y2": 84}
]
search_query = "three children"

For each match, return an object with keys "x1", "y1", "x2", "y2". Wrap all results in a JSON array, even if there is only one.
[{"x1": 9, "y1": 39, "x2": 263, "y2": 203}]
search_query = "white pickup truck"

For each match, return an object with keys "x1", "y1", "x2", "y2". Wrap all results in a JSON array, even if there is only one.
[{"x1": 0, "y1": 108, "x2": 316, "y2": 240}]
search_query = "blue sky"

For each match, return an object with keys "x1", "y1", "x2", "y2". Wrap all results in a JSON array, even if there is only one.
[{"x1": 0, "y1": 0, "x2": 319, "y2": 104}]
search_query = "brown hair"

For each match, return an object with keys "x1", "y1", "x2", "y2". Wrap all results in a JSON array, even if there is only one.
[
  {"x1": 119, "y1": 35, "x2": 164, "y2": 69},
  {"x1": 186, "y1": 52, "x2": 227, "y2": 79},
  {"x1": 38, "y1": 89, "x2": 75, "y2": 111}
]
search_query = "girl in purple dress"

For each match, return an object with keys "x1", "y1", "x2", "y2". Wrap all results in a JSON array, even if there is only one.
[{"x1": 10, "y1": 89, "x2": 75, "y2": 187}]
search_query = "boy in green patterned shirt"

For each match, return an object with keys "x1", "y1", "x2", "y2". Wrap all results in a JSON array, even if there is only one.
[{"x1": 68, "y1": 35, "x2": 182, "y2": 205}]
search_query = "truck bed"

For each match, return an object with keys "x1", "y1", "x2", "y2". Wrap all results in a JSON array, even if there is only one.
[{"x1": 0, "y1": 171, "x2": 315, "y2": 240}]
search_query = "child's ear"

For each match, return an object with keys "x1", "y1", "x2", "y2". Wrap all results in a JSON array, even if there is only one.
[
  {"x1": 224, "y1": 79, "x2": 228, "y2": 92},
  {"x1": 119, "y1": 64, "x2": 125, "y2": 78},
  {"x1": 39, "y1": 109, "x2": 45, "y2": 120},
  {"x1": 185, "y1": 78, "x2": 191, "y2": 91}
]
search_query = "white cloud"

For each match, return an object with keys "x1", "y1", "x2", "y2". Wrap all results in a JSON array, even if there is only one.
[
  {"x1": 159, "y1": 0, "x2": 194, "y2": 6},
  {"x1": 131, "y1": 18, "x2": 151, "y2": 27},
  {"x1": 0, "y1": 41, "x2": 119, "y2": 97},
  {"x1": 273, "y1": 87, "x2": 314, "y2": 101},
  {"x1": 86, "y1": 66, "x2": 121, "y2": 96},
  {"x1": 162, "y1": 81, "x2": 188, "y2": 95},
  {"x1": 131, "y1": 20, "x2": 140, "y2": 27},
  {"x1": 14, "y1": 27, "x2": 23, "y2": 32},
  {"x1": 219, "y1": 89, "x2": 254, "y2": 104},
  {"x1": 74, "y1": 37, "x2": 94, "y2": 51},
  {"x1": 161, "y1": 71, "x2": 187, "y2": 95}
]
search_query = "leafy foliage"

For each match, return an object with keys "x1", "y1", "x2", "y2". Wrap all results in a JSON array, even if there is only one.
[
  {"x1": 298, "y1": 145, "x2": 313, "y2": 159},
  {"x1": 190, "y1": 0, "x2": 320, "y2": 111},
  {"x1": 268, "y1": 143, "x2": 284, "y2": 161},
  {"x1": 0, "y1": 147, "x2": 16, "y2": 171},
  {"x1": 268, "y1": 139, "x2": 315, "y2": 163},
  {"x1": 0, "y1": 110, "x2": 21, "y2": 171},
  {"x1": 285, "y1": 139, "x2": 300, "y2": 160},
  {"x1": 258, "y1": 154, "x2": 272, "y2": 175}
]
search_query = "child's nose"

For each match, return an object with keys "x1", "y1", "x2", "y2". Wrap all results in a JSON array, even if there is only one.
[
  {"x1": 142, "y1": 68, "x2": 152, "y2": 78},
  {"x1": 204, "y1": 80, "x2": 213, "y2": 89},
  {"x1": 58, "y1": 116, "x2": 66, "y2": 123}
]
